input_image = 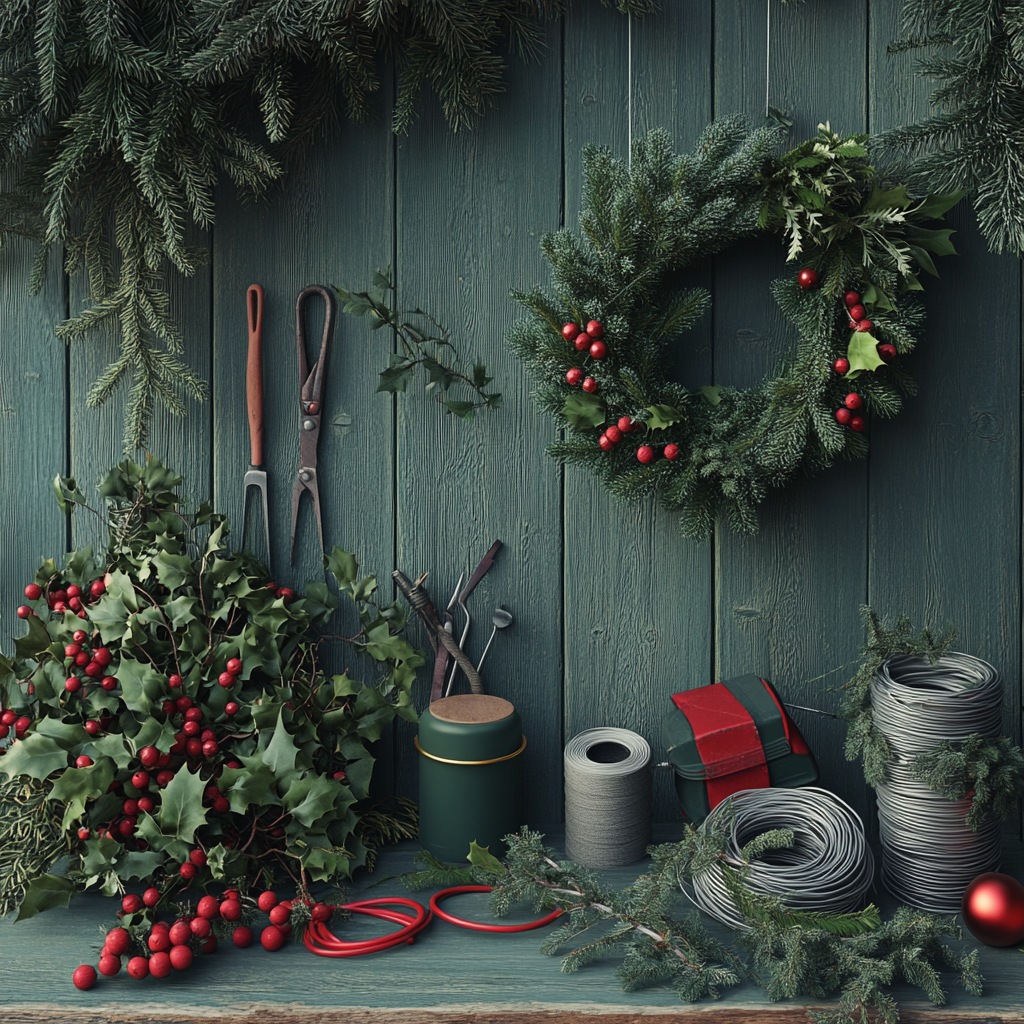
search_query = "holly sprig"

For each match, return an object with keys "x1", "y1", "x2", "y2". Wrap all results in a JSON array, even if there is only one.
[
  {"x1": 0, "y1": 458, "x2": 425, "y2": 919},
  {"x1": 335, "y1": 268, "x2": 502, "y2": 421}
]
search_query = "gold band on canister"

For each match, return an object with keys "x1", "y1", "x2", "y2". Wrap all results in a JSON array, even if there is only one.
[{"x1": 414, "y1": 734, "x2": 527, "y2": 765}]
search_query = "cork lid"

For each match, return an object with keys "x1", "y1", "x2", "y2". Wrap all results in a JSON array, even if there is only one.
[{"x1": 429, "y1": 694, "x2": 514, "y2": 724}]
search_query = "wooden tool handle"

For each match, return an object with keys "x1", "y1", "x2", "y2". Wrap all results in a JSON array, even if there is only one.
[{"x1": 246, "y1": 284, "x2": 264, "y2": 466}]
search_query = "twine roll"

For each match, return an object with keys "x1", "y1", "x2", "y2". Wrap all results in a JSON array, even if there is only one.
[
  {"x1": 689, "y1": 787, "x2": 875, "y2": 931},
  {"x1": 871, "y1": 652, "x2": 1003, "y2": 913},
  {"x1": 564, "y1": 727, "x2": 651, "y2": 869}
]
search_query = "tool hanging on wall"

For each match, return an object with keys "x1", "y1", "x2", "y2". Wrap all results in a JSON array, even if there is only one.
[
  {"x1": 242, "y1": 284, "x2": 271, "y2": 566},
  {"x1": 290, "y1": 285, "x2": 336, "y2": 565}
]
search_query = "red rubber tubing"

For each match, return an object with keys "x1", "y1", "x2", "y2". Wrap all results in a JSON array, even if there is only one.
[
  {"x1": 304, "y1": 897, "x2": 431, "y2": 957},
  {"x1": 428, "y1": 885, "x2": 564, "y2": 932}
]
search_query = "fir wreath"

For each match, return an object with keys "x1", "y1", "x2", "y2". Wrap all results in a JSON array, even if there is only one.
[{"x1": 510, "y1": 118, "x2": 964, "y2": 537}]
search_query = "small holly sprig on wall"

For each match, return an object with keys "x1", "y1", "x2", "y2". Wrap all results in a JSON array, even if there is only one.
[{"x1": 335, "y1": 268, "x2": 501, "y2": 421}]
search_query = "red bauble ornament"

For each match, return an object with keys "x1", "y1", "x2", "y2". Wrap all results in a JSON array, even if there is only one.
[
  {"x1": 589, "y1": 340, "x2": 607, "y2": 359},
  {"x1": 843, "y1": 291, "x2": 860, "y2": 307},
  {"x1": 585, "y1": 320, "x2": 604, "y2": 338},
  {"x1": 598, "y1": 434, "x2": 614, "y2": 452},
  {"x1": 877, "y1": 343, "x2": 896, "y2": 362},
  {"x1": 844, "y1": 393, "x2": 863, "y2": 411},
  {"x1": 835, "y1": 408, "x2": 852, "y2": 426},
  {"x1": 604, "y1": 425, "x2": 623, "y2": 444},
  {"x1": 797, "y1": 268, "x2": 819, "y2": 290},
  {"x1": 581, "y1": 376, "x2": 598, "y2": 393},
  {"x1": 833, "y1": 358, "x2": 850, "y2": 375},
  {"x1": 849, "y1": 416, "x2": 865, "y2": 432},
  {"x1": 636, "y1": 446, "x2": 655, "y2": 464},
  {"x1": 962, "y1": 872, "x2": 1024, "y2": 946},
  {"x1": 848, "y1": 304, "x2": 866, "y2": 322},
  {"x1": 565, "y1": 367, "x2": 583, "y2": 386},
  {"x1": 574, "y1": 333, "x2": 590, "y2": 351},
  {"x1": 663, "y1": 444, "x2": 680, "y2": 460},
  {"x1": 855, "y1": 319, "x2": 874, "y2": 333},
  {"x1": 561, "y1": 323, "x2": 579, "y2": 342}
]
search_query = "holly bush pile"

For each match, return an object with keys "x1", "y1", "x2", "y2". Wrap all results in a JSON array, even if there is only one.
[{"x1": 0, "y1": 459, "x2": 424, "y2": 918}]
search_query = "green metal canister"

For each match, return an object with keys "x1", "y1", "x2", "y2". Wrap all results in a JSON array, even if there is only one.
[{"x1": 417, "y1": 694, "x2": 525, "y2": 861}]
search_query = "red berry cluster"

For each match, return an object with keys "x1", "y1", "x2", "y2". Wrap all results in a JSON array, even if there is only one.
[
  {"x1": 636, "y1": 444, "x2": 680, "y2": 464},
  {"x1": 835, "y1": 392, "x2": 866, "y2": 432},
  {"x1": 563, "y1": 320, "x2": 606, "y2": 394},
  {"x1": 0, "y1": 707, "x2": 31, "y2": 746},
  {"x1": 17, "y1": 576, "x2": 106, "y2": 621},
  {"x1": 598, "y1": 416, "x2": 637, "y2": 451},
  {"x1": 842, "y1": 290, "x2": 874, "y2": 335}
]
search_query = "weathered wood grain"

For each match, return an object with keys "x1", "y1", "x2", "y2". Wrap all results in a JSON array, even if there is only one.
[
  {"x1": 391, "y1": 28, "x2": 565, "y2": 822},
  {"x1": 711, "y1": 0, "x2": 875, "y2": 823}
]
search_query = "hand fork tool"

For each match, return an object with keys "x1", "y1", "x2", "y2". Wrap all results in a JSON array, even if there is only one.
[
  {"x1": 290, "y1": 285, "x2": 335, "y2": 565},
  {"x1": 242, "y1": 284, "x2": 271, "y2": 565}
]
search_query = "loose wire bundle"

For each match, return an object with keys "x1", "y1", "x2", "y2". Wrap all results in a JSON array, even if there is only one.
[
  {"x1": 690, "y1": 787, "x2": 875, "y2": 931},
  {"x1": 871, "y1": 653, "x2": 1004, "y2": 912}
]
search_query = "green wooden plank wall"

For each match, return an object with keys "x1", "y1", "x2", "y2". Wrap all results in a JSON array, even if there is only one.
[{"x1": 1, "y1": 0, "x2": 1021, "y2": 843}]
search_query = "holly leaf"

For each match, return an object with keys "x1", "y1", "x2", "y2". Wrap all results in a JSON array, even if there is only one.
[
  {"x1": 845, "y1": 331, "x2": 886, "y2": 376},
  {"x1": 14, "y1": 615, "x2": 51, "y2": 660},
  {"x1": 130, "y1": 717, "x2": 179, "y2": 754},
  {"x1": 157, "y1": 767, "x2": 209, "y2": 842},
  {"x1": 260, "y1": 710, "x2": 299, "y2": 774},
  {"x1": 864, "y1": 183, "x2": 912, "y2": 212},
  {"x1": 163, "y1": 594, "x2": 198, "y2": 629},
  {"x1": 50, "y1": 758, "x2": 116, "y2": 827},
  {"x1": 699, "y1": 387, "x2": 722, "y2": 407},
  {"x1": 80, "y1": 837, "x2": 122, "y2": 874},
  {"x1": 467, "y1": 840, "x2": 505, "y2": 875},
  {"x1": 114, "y1": 850, "x2": 166, "y2": 880},
  {"x1": 91, "y1": 732, "x2": 134, "y2": 769},
  {"x1": 89, "y1": 593, "x2": 131, "y2": 643},
  {"x1": 281, "y1": 774, "x2": 341, "y2": 827},
  {"x1": 861, "y1": 283, "x2": 893, "y2": 312},
  {"x1": 905, "y1": 226, "x2": 957, "y2": 258},
  {"x1": 14, "y1": 874, "x2": 78, "y2": 921},
  {"x1": 0, "y1": 733, "x2": 69, "y2": 781},
  {"x1": 136, "y1": 812, "x2": 191, "y2": 862},
  {"x1": 342, "y1": 754, "x2": 374, "y2": 801},
  {"x1": 206, "y1": 843, "x2": 246, "y2": 881},
  {"x1": 443, "y1": 400, "x2": 477, "y2": 421},
  {"x1": 219, "y1": 759, "x2": 280, "y2": 813},
  {"x1": 104, "y1": 570, "x2": 139, "y2": 612},
  {"x1": 33, "y1": 718, "x2": 87, "y2": 747},
  {"x1": 915, "y1": 189, "x2": 966, "y2": 221},
  {"x1": 377, "y1": 356, "x2": 417, "y2": 393},
  {"x1": 153, "y1": 552, "x2": 195, "y2": 591},
  {"x1": 117, "y1": 657, "x2": 167, "y2": 715},
  {"x1": 326, "y1": 547, "x2": 358, "y2": 587},
  {"x1": 647, "y1": 403, "x2": 686, "y2": 427},
  {"x1": 561, "y1": 392, "x2": 607, "y2": 430}
]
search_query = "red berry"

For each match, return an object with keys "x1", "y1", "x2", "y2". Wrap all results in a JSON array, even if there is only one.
[
  {"x1": 835, "y1": 407, "x2": 853, "y2": 425},
  {"x1": 268, "y1": 904, "x2": 291, "y2": 926},
  {"x1": 186, "y1": 738, "x2": 203, "y2": 757},
  {"x1": 123, "y1": 798, "x2": 139, "y2": 816},
  {"x1": 258, "y1": 891, "x2": 279, "y2": 912},
  {"x1": 225, "y1": 702, "x2": 239, "y2": 716},
  {"x1": 175, "y1": 696, "x2": 192, "y2": 711},
  {"x1": 169, "y1": 945, "x2": 193, "y2": 971},
  {"x1": 74, "y1": 652, "x2": 89, "y2": 667},
  {"x1": 844, "y1": 291, "x2": 860, "y2": 307},
  {"x1": 277, "y1": 923, "x2": 293, "y2": 937},
  {"x1": 72, "y1": 964, "x2": 97, "y2": 990},
  {"x1": 179, "y1": 861, "x2": 197, "y2": 881},
  {"x1": 213, "y1": 796, "x2": 230, "y2": 812},
  {"x1": 598, "y1": 434, "x2": 614, "y2": 452},
  {"x1": 106, "y1": 927, "x2": 130, "y2": 955},
  {"x1": 617, "y1": 416, "x2": 634, "y2": 433},
  {"x1": 220, "y1": 899, "x2": 242, "y2": 922},
  {"x1": 77, "y1": 827, "x2": 90, "y2": 840},
  {"x1": 65, "y1": 677, "x2": 81, "y2": 693},
  {"x1": 604, "y1": 425, "x2": 623, "y2": 444},
  {"x1": 847, "y1": 304, "x2": 866, "y2": 322},
  {"x1": 797, "y1": 268, "x2": 820, "y2": 289},
  {"x1": 581, "y1": 376, "x2": 598, "y2": 393},
  {"x1": 14, "y1": 716, "x2": 30, "y2": 734},
  {"x1": 277, "y1": 587, "x2": 295, "y2": 602},
  {"x1": 90, "y1": 580, "x2": 106, "y2": 598},
  {"x1": 664, "y1": 443, "x2": 680, "y2": 461},
  {"x1": 226, "y1": 658, "x2": 242, "y2": 675},
  {"x1": 84, "y1": 661, "x2": 102, "y2": 678},
  {"x1": 65, "y1": 643, "x2": 81, "y2": 658},
  {"x1": 585, "y1": 320, "x2": 604, "y2": 339},
  {"x1": 190, "y1": 848, "x2": 208, "y2": 867},
  {"x1": 850, "y1": 416, "x2": 866, "y2": 432},
  {"x1": 589, "y1": 340, "x2": 607, "y2": 359},
  {"x1": 72, "y1": 630, "x2": 87, "y2": 642},
  {"x1": 127, "y1": 956, "x2": 149, "y2": 979},
  {"x1": 185, "y1": 707, "x2": 202, "y2": 721},
  {"x1": 1, "y1": 711, "x2": 16, "y2": 725},
  {"x1": 847, "y1": 319, "x2": 859, "y2": 331},
  {"x1": 149, "y1": 951, "x2": 172, "y2": 979},
  {"x1": 201, "y1": 935, "x2": 217, "y2": 954},
  {"x1": 66, "y1": 585, "x2": 81, "y2": 598},
  {"x1": 53, "y1": 601, "x2": 67, "y2": 613},
  {"x1": 138, "y1": 746, "x2": 159, "y2": 767},
  {"x1": 233, "y1": 926, "x2": 253, "y2": 948},
  {"x1": 261, "y1": 925, "x2": 285, "y2": 951},
  {"x1": 168, "y1": 921, "x2": 191, "y2": 945},
  {"x1": 122, "y1": 894, "x2": 143, "y2": 914},
  {"x1": 137, "y1": 796, "x2": 155, "y2": 813},
  {"x1": 183, "y1": 720, "x2": 201, "y2": 736},
  {"x1": 833, "y1": 358, "x2": 850, "y2": 375},
  {"x1": 574, "y1": 333, "x2": 590, "y2": 351},
  {"x1": 856, "y1": 319, "x2": 874, "y2": 333},
  {"x1": 189, "y1": 916, "x2": 212, "y2": 939},
  {"x1": 101, "y1": 676, "x2": 117, "y2": 691},
  {"x1": 84, "y1": 720, "x2": 100, "y2": 736},
  {"x1": 636, "y1": 446, "x2": 655, "y2": 464},
  {"x1": 93, "y1": 648, "x2": 111, "y2": 667},
  {"x1": 75, "y1": 755, "x2": 93, "y2": 768},
  {"x1": 565, "y1": 367, "x2": 583, "y2": 386},
  {"x1": 561, "y1": 322, "x2": 580, "y2": 341},
  {"x1": 24, "y1": 583, "x2": 42, "y2": 600},
  {"x1": 157, "y1": 751, "x2": 171, "y2": 766},
  {"x1": 844, "y1": 393, "x2": 863, "y2": 411},
  {"x1": 200, "y1": 728, "x2": 215, "y2": 742},
  {"x1": 69, "y1": 597, "x2": 82, "y2": 612},
  {"x1": 311, "y1": 903, "x2": 332, "y2": 923},
  {"x1": 218, "y1": 671, "x2": 234, "y2": 688},
  {"x1": 156, "y1": 770, "x2": 175, "y2": 787},
  {"x1": 131, "y1": 770, "x2": 150, "y2": 790},
  {"x1": 143, "y1": 887, "x2": 160, "y2": 907},
  {"x1": 148, "y1": 930, "x2": 172, "y2": 953},
  {"x1": 167, "y1": 674, "x2": 182, "y2": 688},
  {"x1": 877, "y1": 343, "x2": 896, "y2": 362},
  {"x1": 202, "y1": 739, "x2": 218, "y2": 758},
  {"x1": 98, "y1": 955, "x2": 120, "y2": 977},
  {"x1": 16, "y1": 606, "x2": 31, "y2": 619},
  {"x1": 119, "y1": 817, "x2": 137, "y2": 837},
  {"x1": 196, "y1": 893, "x2": 218, "y2": 917}
]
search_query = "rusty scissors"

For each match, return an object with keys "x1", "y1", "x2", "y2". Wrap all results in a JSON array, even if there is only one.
[{"x1": 290, "y1": 285, "x2": 335, "y2": 564}]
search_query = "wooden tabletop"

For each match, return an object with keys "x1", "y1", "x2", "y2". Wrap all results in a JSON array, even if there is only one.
[{"x1": 2, "y1": 828, "x2": 1022, "y2": 1024}]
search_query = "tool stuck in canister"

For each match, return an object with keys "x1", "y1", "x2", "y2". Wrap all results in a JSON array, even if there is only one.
[
  {"x1": 443, "y1": 539, "x2": 503, "y2": 698},
  {"x1": 290, "y1": 285, "x2": 336, "y2": 565},
  {"x1": 242, "y1": 284, "x2": 271, "y2": 565}
]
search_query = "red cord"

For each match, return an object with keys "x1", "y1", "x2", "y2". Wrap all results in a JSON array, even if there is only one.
[
  {"x1": 429, "y1": 885, "x2": 563, "y2": 932},
  {"x1": 304, "y1": 897, "x2": 431, "y2": 957}
]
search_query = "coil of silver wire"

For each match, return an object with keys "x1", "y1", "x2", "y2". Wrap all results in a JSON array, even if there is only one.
[
  {"x1": 687, "y1": 786, "x2": 875, "y2": 931},
  {"x1": 871, "y1": 652, "x2": 1004, "y2": 912}
]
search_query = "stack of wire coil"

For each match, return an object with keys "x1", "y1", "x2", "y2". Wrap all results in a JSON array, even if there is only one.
[
  {"x1": 871, "y1": 652, "x2": 1004, "y2": 912},
  {"x1": 689, "y1": 787, "x2": 875, "y2": 931}
]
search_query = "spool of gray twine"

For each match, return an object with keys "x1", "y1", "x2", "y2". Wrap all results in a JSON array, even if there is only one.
[
  {"x1": 564, "y1": 727, "x2": 651, "y2": 869},
  {"x1": 871, "y1": 652, "x2": 1003, "y2": 913}
]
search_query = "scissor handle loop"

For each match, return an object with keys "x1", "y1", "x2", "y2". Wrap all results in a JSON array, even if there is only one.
[{"x1": 296, "y1": 285, "x2": 335, "y2": 410}]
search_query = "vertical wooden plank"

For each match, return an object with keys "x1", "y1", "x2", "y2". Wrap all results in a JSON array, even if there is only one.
[
  {"x1": 868, "y1": 1, "x2": 1023, "y2": 843},
  {"x1": 67, "y1": 233, "x2": 212, "y2": 554},
  {"x1": 394, "y1": 32, "x2": 564, "y2": 824},
  {"x1": 211, "y1": 107, "x2": 396, "y2": 790},
  {"x1": 563, "y1": 1, "x2": 715, "y2": 825},
  {"x1": 0, "y1": 234, "x2": 68, "y2": 652},
  {"x1": 713, "y1": 0, "x2": 873, "y2": 822}
]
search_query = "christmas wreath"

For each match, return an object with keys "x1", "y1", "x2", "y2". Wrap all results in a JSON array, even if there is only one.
[
  {"x1": 0, "y1": 459, "x2": 424, "y2": 919},
  {"x1": 510, "y1": 119, "x2": 963, "y2": 536}
]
